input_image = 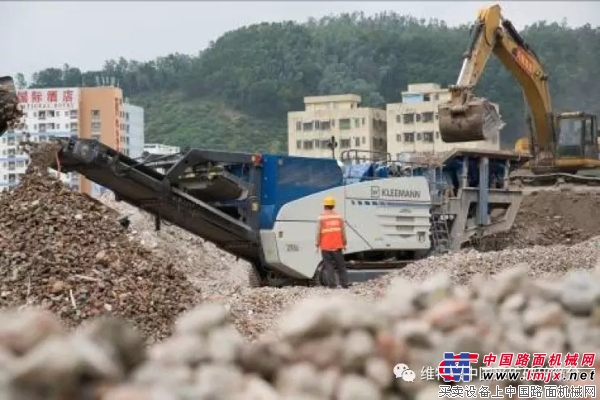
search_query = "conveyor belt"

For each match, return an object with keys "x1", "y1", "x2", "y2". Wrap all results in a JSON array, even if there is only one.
[{"x1": 55, "y1": 138, "x2": 261, "y2": 262}]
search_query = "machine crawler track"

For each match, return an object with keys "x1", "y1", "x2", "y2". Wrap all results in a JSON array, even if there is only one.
[{"x1": 510, "y1": 171, "x2": 600, "y2": 187}]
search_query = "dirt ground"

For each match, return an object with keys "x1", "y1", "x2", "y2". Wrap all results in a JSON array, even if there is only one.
[{"x1": 477, "y1": 187, "x2": 600, "y2": 250}]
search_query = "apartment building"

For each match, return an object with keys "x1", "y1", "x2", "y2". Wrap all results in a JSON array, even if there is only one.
[
  {"x1": 287, "y1": 94, "x2": 387, "y2": 160},
  {"x1": 143, "y1": 143, "x2": 181, "y2": 155},
  {"x1": 2, "y1": 87, "x2": 144, "y2": 196},
  {"x1": 90, "y1": 101, "x2": 146, "y2": 197},
  {"x1": 386, "y1": 83, "x2": 501, "y2": 159}
]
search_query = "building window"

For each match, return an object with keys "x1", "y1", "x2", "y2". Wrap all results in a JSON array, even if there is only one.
[
  {"x1": 320, "y1": 139, "x2": 330, "y2": 148},
  {"x1": 92, "y1": 122, "x2": 101, "y2": 132},
  {"x1": 302, "y1": 122, "x2": 313, "y2": 131},
  {"x1": 302, "y1": 140, "x2": 313, "y2": 150},
  {"x1": 361, "y1": 118, "x2": 365, "y2": 126},
  {"x1": 70, "y1": 123, "x2": 78, "y2": 132},
  {"x1": 435, "y1": 113, "x2": 439, "y2": 120},
  {"x1": 296, "y1": 140, "x2": 301, "y2": 149},
  {"x1": 417, "y1": 132, "x2": 422, "y2": 141},
  {"x1": 91, "y1": 109, "x2": 100, "y2": 118},
  {"x1": 340, "y1": 139, "x2": 351, "y2": 149},
  {"x1": 436, "y1": 131, "x2": 440, "y2": 139},
  {"x1": 354, "y1": 137, "x2": 361, "y2": 147},
  {"x1": 416, "y1": 114, "x2": 421, "y2": 122},
  {"x1": 70, "y1": 110, "x2": 78, "y2": 118},
  {"x1": 354, "y1": 118, "x2": 360, "y2": 128},
  {"x1": 361, "y1": 137, "x2": 366, "y2": 144},
  {"x1": 314, "y1": 139, "x2": 321, "y2": 148},
  {"x1": 423, "y1": 94, "x2": 431, "y2": 102},
  {"x1": 396, "y1": 134, "x2": 402, "y2": 142},
  {"x1": 422, "y1": 112, "x2": 434, "y2": 123},
  {"x1": 319, "y1": 120, "x2": 331, "y2": 130},
  {"x1": 339, "y1": 119, "x2": 351, "y2": 130},
  {"x1": 403, "y1": 132, "x2": 415, "y2": 142},
  {"x1": 402, "y1": 114, "x2": 414, "y2": 124},
  {"x1": 396, "y1": 115, "x2": 401, "y2": 123},
  {"x1": 423, "y1": 131, "x2": 434, "y2": 142}
]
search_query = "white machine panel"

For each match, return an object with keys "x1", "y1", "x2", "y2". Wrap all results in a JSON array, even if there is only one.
[{"x1": 262, "y1": 176, "x2": 432, "y2": 279}]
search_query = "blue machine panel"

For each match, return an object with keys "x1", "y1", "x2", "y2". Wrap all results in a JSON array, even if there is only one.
[{"x1": 259, "y1": 155, "x2": 343, "y2": 229}]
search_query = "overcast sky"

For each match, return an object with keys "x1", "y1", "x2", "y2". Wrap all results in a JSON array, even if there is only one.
[{"x1": 4, "y1": 1, "x2": 600, "y2": 80}]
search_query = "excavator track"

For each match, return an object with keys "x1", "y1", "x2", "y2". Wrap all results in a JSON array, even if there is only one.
[{"x1": 510, "y1": 171, "x2": 600, "y2": 187}]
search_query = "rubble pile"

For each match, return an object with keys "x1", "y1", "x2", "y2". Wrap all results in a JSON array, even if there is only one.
[
  {"x1": 95, "y1": 187, "x2": 600, "y2": 340},
  {"x1": 0, "y1": 144, "x2": 198, "y2": 341},
  {"x1": 478, "y1": 189, "x2": 600, "y2": 251},
  {"x1": 0, "y1": 79, "x2": 23, "y2": 133},
  {"x1": 1, "y1": 266, "x2": 599, "y2": 399},
  {"x1": 96, "y1": 192, "x2": 248, "y2": 294},
  {"x1": 365, "y1": 237, "x2": 600, "y2": 289}
]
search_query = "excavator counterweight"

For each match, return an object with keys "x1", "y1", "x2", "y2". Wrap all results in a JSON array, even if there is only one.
[{"x1": 0, "y1": 76, "x2": 22, "y2": 137}]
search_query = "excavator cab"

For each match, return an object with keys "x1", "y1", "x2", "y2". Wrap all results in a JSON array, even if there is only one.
[
  {"x1": 0, "y1": 76, "x2": 22, "y2": 137},
  {"x1": 438, "y1": 86, "x2": 505, "y2": 143},
  {"x1": 554, "y1": 112, "x2": 598, "y2": 160}
]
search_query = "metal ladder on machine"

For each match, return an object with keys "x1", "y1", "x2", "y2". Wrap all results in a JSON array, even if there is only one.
[
  {"x1": 427, "y1": 166, "x2": 451, "y2": 254},
  {"x1": 430, "y1": 212, "x2": 451, "y2": 254}
]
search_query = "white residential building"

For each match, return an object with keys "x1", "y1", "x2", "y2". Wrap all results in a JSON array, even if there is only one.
[
  {"x1": 3, "y1": 86, "x2": 145, "y2": 195},
  {"x1": 287, "y1": 94, "x2": 387, "y2": 161},
  {"x1": 143, "y1": 143, "x2": 181, "y2": 174},
  {"x1": 386, "y1": 83, "x2": 501, "y2": 159},
  {"x1": 143, "y1": 143, "x2": 181, "y2": 155},
  {"x1": 1, "y1": 88, "x2": 82, "y2": 192}
]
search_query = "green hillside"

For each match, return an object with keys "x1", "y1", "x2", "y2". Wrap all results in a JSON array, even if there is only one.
[
  {"x1": 131, "y1": 92, "x2": 285, "y2": 152},
  {"x1": 22, "y1": 13, "x2": 600, "y2": 152}
]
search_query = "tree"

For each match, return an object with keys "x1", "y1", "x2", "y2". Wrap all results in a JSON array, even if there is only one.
[{"x1": 23, "y1": 13, "x2": 600, "y2": 152}]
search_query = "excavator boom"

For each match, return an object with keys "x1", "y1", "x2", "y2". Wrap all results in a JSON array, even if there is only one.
[
  {"x1": 0, "y1": 76, "x2": 22, "y2": 137},
  {"x1": 438, "y1": 4, "x2": 553, "y2": 150},
  {"x1": 440, "y1": 4, "x2": 600, "y2": 186}
]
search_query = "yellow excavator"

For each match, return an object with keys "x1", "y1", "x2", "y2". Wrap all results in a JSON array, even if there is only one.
[
  {"x1": 438, "y1": 4, "x2": 600, "y2": 185},
  {"x1": 0, "y1": 76, "x2": 22, "y2": 137}
]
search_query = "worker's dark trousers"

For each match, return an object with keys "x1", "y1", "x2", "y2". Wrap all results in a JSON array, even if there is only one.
[{"x1": 321, "y1": 249, "x2": 349, "y2": 288}]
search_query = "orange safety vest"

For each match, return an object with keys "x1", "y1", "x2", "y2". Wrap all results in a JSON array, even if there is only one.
[{"x1": 318, "y1": 211, "x2": 345, "y2": 251}]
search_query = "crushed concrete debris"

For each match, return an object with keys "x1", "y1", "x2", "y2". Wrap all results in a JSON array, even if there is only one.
[
  {"x1": 0, "y1": 143, "x2": 198, "y2": 342},
  {"x1": 477, "y1": 189, "x2": 600, "y2": 250},
  {"x1": 1, "y1": 267, "x2": 599, "y2": 399}
]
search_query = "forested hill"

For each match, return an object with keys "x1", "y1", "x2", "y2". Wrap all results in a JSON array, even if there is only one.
[{"x1": 20, "y1": 13, "x2": 600, "y2": 153}]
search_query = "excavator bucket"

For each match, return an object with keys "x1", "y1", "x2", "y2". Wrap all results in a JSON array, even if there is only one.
[
  {"x1": 438, "y1": 97, "x2": 504, "y2": 143},
  {"x1": 0, "y1": 76, "x2": 22, "y2": 137}
]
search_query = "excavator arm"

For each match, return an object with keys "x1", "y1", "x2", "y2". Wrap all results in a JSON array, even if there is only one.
[{"x1": 439, "y1": 4, "x2": 554, "y2": 156}]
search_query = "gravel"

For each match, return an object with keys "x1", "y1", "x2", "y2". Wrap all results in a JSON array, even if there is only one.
[
  {"x1": 477, "y1": 189, "x2": 600, "y2": 250},
  {"x1": 95, "y1": 171, "x2": 600, "y2": 341},
  {"x1": 1, "y1": 143, "x2": 600, "y2": 398},
  {"x1": 0, "y1": 143, "x2": 198, "y2": 342},
  {"x1": 0, "y1": 266, "x2": 599, "y2": 399},
  {"x1": 0, "y1": 80, "x2": 23, "y2": 134}
]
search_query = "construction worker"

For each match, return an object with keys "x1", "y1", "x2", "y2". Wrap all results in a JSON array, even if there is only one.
[{"x1": 315, "y1": 196, "x2": 349, "y2": 289}]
